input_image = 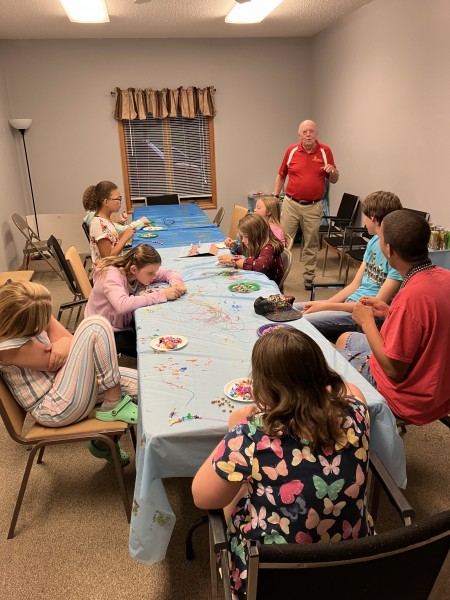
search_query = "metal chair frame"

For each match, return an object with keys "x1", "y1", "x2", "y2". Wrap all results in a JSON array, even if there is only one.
[
  {"x1": 0, "y1": 376, "x2": 136, "y2": 539},
  {"x1": 319, "y1": 194, "x2": 360, "y2": 274},
  {"x1": 11, "y1": 213, "x2": 63, "y2": 279}
]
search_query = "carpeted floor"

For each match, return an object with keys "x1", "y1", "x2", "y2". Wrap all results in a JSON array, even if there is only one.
[{"x1": 0, "y1": 245, "x2": 448, "y2": 599}]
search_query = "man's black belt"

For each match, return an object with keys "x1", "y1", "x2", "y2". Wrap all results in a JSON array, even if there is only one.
[{"x1": 288, "y1": 196, "x2": 322, "y2": 205}]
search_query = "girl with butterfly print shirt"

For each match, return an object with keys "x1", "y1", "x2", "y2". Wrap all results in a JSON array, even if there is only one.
[{"x1": 192, "y1": 329, "x2": 373, "y2": 599}]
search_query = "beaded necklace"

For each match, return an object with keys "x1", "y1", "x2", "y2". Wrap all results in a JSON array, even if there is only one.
[{"x1": 399, "y1": 258, "x2": 436, "y2": 290}]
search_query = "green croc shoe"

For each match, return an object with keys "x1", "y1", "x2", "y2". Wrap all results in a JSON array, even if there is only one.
[
  {"x1": 95, "y1": 394, "x2": 138, "y2": 425},
  {"x1": 88, "y1": 441, "x2": 130, "y2": 468}
]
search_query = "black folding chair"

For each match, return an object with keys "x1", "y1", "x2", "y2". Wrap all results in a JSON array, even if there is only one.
[
  {"x1": 145, "y1": 194, "x2": 180, "y2": 206},
  {"x1": 47, "y1": 235, "x2": 88, "y2": 330},
  {"x1": 206, "y1": 455, "x2": 449, "y2": 600},
  {"x1": 320, "y1": 193, "x2": 360, "y2": 274}
]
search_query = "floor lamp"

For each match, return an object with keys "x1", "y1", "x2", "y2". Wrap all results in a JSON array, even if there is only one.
[{"x1": 9, "y1": 118, "x2": 40, "y2": 237}]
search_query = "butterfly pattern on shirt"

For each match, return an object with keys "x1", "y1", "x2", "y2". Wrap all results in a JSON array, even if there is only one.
[{"x1": 213, "y1": 396, "x2": 373, "y2": 596}]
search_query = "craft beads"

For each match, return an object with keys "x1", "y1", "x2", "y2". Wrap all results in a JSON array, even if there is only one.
[
  {"x1": 229, "y1": 380, "x2": 253, "y2": 401},
  {"x1": 157, "y1": 336, "x2": 183, "y2": 350},
  {"x1": 169, "y1": 413, "x2": 202, "y2": 426}
]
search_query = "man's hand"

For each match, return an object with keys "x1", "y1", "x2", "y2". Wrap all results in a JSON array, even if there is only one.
[
  {"x1": 322, "y1": 163, "x2": 337, "y2": 175},
  {"x1": 359, "y1": 296, "x2": 390, "y2": 319},
  {"x1": 44, "y1": 337, "x2": 71, "y2": 372}
]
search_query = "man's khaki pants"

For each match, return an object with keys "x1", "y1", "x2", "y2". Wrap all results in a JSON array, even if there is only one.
[{"x1": 280, "y1": 196, "x2": 323, "y2": 281}]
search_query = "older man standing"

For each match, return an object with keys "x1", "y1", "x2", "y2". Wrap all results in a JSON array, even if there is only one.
[{"x1": 273, "y1": 120, "x2": 339, "y2": 290}]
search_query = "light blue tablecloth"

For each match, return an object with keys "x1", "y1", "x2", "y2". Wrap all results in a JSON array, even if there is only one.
[{"x1": 129, "y1": 252, "x2": 407, "y2": 565}]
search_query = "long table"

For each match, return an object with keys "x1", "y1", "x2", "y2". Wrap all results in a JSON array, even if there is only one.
[
  {"x1": 132, "y1": 204, "x2": 222, "y2": 248},
  {"x1": 129, "y1": 244, "x2": 407, "y2": 564}
]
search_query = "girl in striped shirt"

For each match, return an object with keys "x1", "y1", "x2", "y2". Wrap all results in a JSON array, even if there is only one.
[{"x1": 0, "y1": 281, "x2": 138, "y2": 466}]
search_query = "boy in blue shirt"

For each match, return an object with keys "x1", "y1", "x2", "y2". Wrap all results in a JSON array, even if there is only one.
[{"x1": 297, "y1": 191, "x2": 403, "y2": 342}]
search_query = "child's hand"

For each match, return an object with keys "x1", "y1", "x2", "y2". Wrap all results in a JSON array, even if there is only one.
[
  {"x1": 218, "y1": 254, "x2": 234, "y2": 266},
  {"x1": 118, "y1": 210, "x2": 128, "y2": 225},
  {"x1": 141, "y1": 217, "x2": 151, "y2": 225},
  {"x1": 172, "y1": 282, "x2": 187, "y2": 295},
  {"x1": 44, "y1": 337, "x2": 71, "y2": 371},
  {"x1": 120, "y1": 226, "x2": 136, "y2": 242},
  {"x1": 164, "y1": 286, "x2": 184, "y2": 300},
  {"x1": 359, "y1": 296, "x2": 389, "y2": 318},
  {"x1": 301, "y1": 301, "x2": 324, "y2": 315},
  {"x1": 224, "y1": 237, "x2": 237, "y2": 250},
  {"x1": 228, "y1": 404, "x2": 259, "y2": 431}
]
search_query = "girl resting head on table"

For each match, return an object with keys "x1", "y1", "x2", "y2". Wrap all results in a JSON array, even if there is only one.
[
  {"x1": 192, "y1": 328, "x2": 373, "y2": 598},
  {"x1": 0, "y1": 281, "x2": 138, "y2": 467},
  {"x1": 83, "y1": 180, "x2": 150, "y2": 268},
  {"x1": 85, "y1": 244, "x2": 187, "y2": 359},
  {"x1": 218, "y1": 213, "x2": 284, "y2": 286}
]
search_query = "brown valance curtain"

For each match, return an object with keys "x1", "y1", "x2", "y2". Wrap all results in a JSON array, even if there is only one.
[{"x1": 113, "y1": 86, "x2": 216, "y2": 120}]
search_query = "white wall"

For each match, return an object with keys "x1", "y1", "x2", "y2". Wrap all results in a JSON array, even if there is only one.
[
  {"x1": 311, "y1": 0, "x2": 450, "y2": 225},
  {"x1": 1, "y1": 38, "x2": 310, "y2": 250},
  {"x1": 0, "y1": 55, "x2": 29, "y2": 271}
]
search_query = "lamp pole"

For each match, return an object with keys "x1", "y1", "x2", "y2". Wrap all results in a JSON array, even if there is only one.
[{"x1": 8, "y1": 119, "x2": 39, "y2": 237}]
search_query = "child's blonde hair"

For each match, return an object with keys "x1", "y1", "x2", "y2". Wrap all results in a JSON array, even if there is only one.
[
  {"x1": 0, "y1": 281, "x2": 52, "y2": 343},
  {"x1": 251, "y1": 328, "x2": 349, "y2": 445},
  {"x1": 238, "y1": 213, "x2": 284, "y2": 258},
  {"x1": 256, "y1": 196, "x2": 282, "y2": 226},
  {"x1": 96, "y1": 243, "x2": 161, "y2": 275}
]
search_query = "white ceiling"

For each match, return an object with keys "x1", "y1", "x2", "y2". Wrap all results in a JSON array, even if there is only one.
[{"x1": 0, "y1": 0, "x2": 373, "y2": 39}]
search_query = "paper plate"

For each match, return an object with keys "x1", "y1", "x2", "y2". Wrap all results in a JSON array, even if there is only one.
[
  {"x1": 138, "y1": 232, "x2": 159, "y2": 239},
  {"x1": 143, "y1": 226, "x2": 166, "y2": 231},
  {"x1": 150, "y1": 335, "x2": 188, "y2": 352},
  {"x1": 256, "y1": 323, "x2": 296, "y2": 337},
  {"x1": 224, "y1": 378, "x2": 254, "y2": 403},
  {"x1": 228, "y1": 282, "x2": 261, "y2": 293}
]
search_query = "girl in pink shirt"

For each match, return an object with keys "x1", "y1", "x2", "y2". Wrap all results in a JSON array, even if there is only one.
[
  {"x1": 254, "y1": 195, "x2": 287, "y2": 247},
  {"x1": 85, "y1": 244, "x2": 186, "y2": 357}
]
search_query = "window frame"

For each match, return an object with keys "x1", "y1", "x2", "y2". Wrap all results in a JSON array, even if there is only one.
[{"x1": 118, "y1": 116, "x2": 217, "y2": 211}]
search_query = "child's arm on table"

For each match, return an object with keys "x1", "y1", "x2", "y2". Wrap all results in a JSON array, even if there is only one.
[{"x1": 193, "y1": 404, "x2": 257, "y2": 515}]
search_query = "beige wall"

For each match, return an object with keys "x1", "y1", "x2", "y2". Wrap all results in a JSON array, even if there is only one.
[
  {"x1": 1, "y1": 37, "x2": 310, "y2": 259},
  {"x1": 2, "y1": 0, "x2": 449, "y2": 272},
  {"x1": 311, "y1": 0, "x2": 450, "y2": 224},
  {"x1": 0, "y1": 56, "x2": 29, "y2": 270}
]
